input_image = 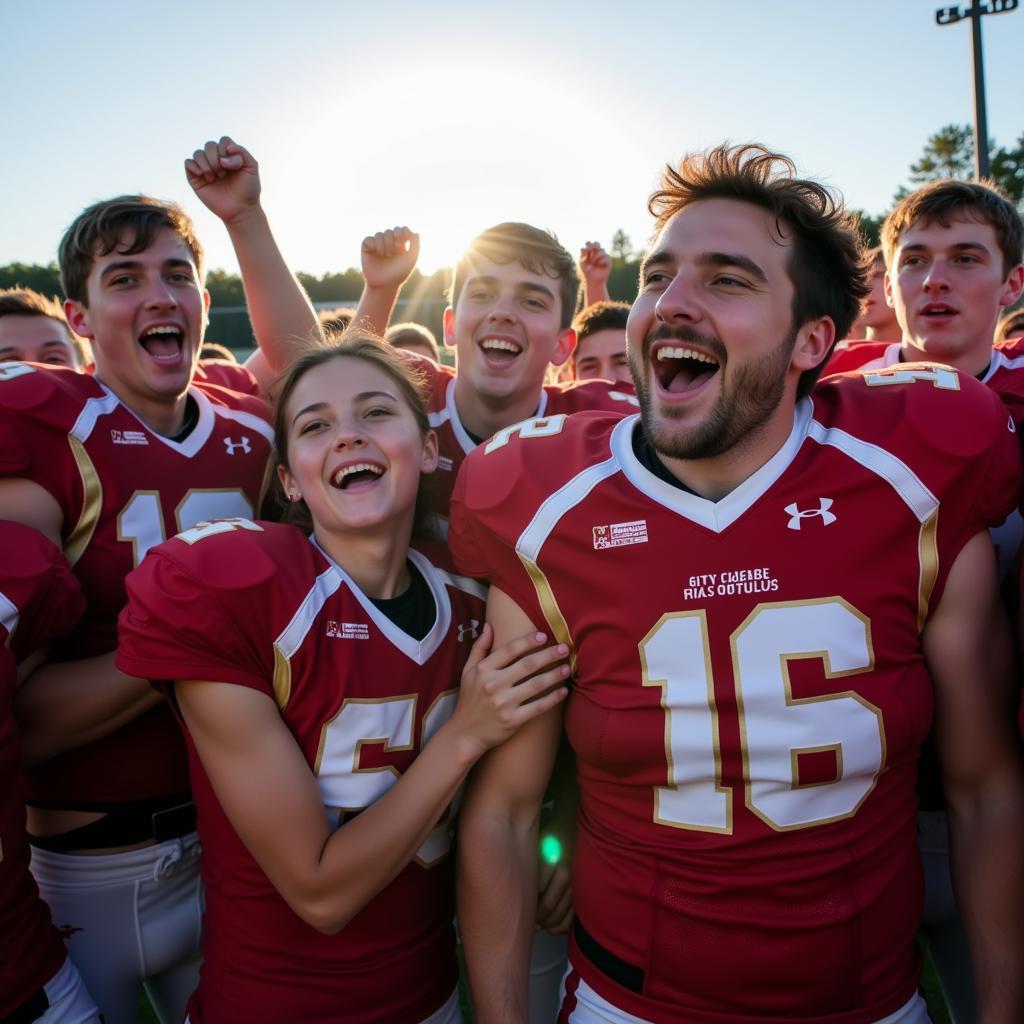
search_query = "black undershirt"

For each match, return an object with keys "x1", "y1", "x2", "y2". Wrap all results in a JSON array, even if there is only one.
[
  {"x1": 166, "y1": 394, "x2": 199, "y2": 444},
  {"x1": 369, "y1": 561, "x2": 435, "y2": 641},
  {"x1": 631, "y1": 424, "x2": 697, "y2": 495}
]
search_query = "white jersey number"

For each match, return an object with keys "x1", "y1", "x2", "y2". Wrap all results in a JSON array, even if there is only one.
[
  {"x1": 316, "y1": 690, "x2": 459, "y2": 866},
  {"x1": 117, "y1": 489, "x2": 256, "y2": 565},
  {"x1": 641, "y1": 599, "x2": 882, "y2": 833}
]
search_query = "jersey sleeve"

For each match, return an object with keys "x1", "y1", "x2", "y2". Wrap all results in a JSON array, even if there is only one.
[
  {"x1": 117, "y1": 523, "x2": 281, "y2": 694},
  {"x1": 195, "y1": 359, "x2": 262, "y2": 396},
  {"x1": 0, "y1": 522, "x2": 84, "y2": 662}
]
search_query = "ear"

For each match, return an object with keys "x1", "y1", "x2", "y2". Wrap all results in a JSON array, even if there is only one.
[
  {"x1": 884, "y1": 270, "x2": 896, "y2": 309},
  {"x1": 420, "y1": 429, "x2": 439, "y2": 474},
  {"x1": 442, "y1": 308, "x2": 456, "y2": 349},
  {"x1": 998, "y1": 264, "x2": 1024, "y2": 310},
  {"x1": 276, "y1": 463, "x2": 298, "y2": 502},
  {"x1": 791, "y1": 317, "x2": 836, "y2": 374},
  {"x1": 203, "y1": 288, "x2": 212, "y2": 319},
  {"x1": 64, "y1": 299, "x2": 93, "y2": 340},
  {"x1": 549, "y1": 327, "x2": 577, "y2": 368}
]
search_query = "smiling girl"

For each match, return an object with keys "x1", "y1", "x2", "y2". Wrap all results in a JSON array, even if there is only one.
[{"x1": 117, "y1": 335, "x2": 569, "y2": 1023}]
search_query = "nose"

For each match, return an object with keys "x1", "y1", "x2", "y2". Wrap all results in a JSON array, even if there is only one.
[
  {"x1": 922, "y1": 260, "x2": 950, "y2": 293},
  {"x1": 486, "y1": 292, "x2": 517, "y2": 324},
  {"x1": 654, "y1": 273, "x2": 701, "y2": 325},
  {"x1": 332, "y1": 418, "x2": 366, "y2": 450},
  {"x1": 144, "y1": 277, "x2": 179, "y2": 309}
]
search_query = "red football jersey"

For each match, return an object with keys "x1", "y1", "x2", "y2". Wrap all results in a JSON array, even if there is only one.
[
  {"x1": 404, "y1": 354, "x2": 638, "y2": 521},
  {"x1": 117, "y1": 520, "x2": 487, "y2": 1023},
  {"x1": 450, "y1": 368, "x2": 1019, "y2": 1023},
  {"x1": 0, "y1": 524, "x2": 84, "y2": 1016},
  {"x1": 0, "y1": 361, "x2": 274, "y2": 806},
  {"x1": 194, "y1": 357, "x2": 262, "y2": 396}
]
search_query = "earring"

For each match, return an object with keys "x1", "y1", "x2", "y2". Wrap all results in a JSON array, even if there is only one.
[{"x1": 289, "y1": 492, "x2": 301, "y2": 503}]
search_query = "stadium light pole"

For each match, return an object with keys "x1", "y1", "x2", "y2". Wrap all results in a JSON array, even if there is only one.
[{"x1": 935, "y1": 0, "x2": 1019, "y2": 180}]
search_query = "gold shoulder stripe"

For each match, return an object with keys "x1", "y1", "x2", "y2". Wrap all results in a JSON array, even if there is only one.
[{"x1": 65, "y1": 436, "x2": 102, "y2": 566}]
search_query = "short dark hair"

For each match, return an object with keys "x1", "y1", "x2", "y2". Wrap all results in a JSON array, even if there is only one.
[
  {"x1": 272, "y1": 331, "x2": 436, "y2": 538},
  {"x1": 648, "y1": 143, "x2": 868, "y2": 397},
  {"x1": 59, "y1": 195, "x2": 204, "y2": 305},
  {"x1": 450, "y1": 223, "x2": 579, "y2": 329},
  {"x1": 864, "y1": 244, "x2": 885, "y2": 269},
  {"x1": 199, "y1": 342, "x2": 237, "y2": 363},
  {"x1": 385, "y1": 321, "x2": 440, "y2": 361},
  {"x1": 883, "y1": 179, "x2": 1024, "y2": 277},
  {"x1": 317, "y1": 307, "x2": 355, "y2": 333},
  {"x1": 571, "y1": 302, "x2": 630, "y2": 367}
]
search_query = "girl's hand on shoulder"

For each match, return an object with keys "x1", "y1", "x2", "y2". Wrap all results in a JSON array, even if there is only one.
[{"x1": 451, "y1": 624, "x2": 569, "y2": 761}]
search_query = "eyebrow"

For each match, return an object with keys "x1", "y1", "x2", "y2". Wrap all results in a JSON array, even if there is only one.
[
  {"x1": 100, "y1": 257, "x2": 195, "y2": 279},
  {"x1": 465, "y1": 274, "x2": 557, "y2": 303},
  {"x1": 641, "y1": 249, "x2": 769, "y2": 284},
  {"x1": 900, "y1": 241, "x2": 992, "y2": 256},
  {"x1": 291, "y1": 391, "x2": 398, "y2": 424}
]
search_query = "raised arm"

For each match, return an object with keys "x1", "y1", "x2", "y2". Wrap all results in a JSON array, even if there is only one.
[
  {"x1": 351, "y1": 226, "x2": 420, "y2": 336},
  {"x1": 579, "y1": 241, "x2": 612, "y2": 307},
  {"x1": 924, "y1": 530, "x2": 1024, "y2": 1024},
  {"x1": 458, "y1": 586, "x2": 567, "y2": 1023},
  {"x1": 178, "y1": 624, "x2": 567, "y2": 935},
  {"x1": 185, "y1": 136, "x2": 322, "y2": 387}
]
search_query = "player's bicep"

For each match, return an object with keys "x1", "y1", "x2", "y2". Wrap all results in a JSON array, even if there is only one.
[
  {"x1": 923, "y1": 531, "x2": 1019, "y2": 792},
  {"x1": 0, "y1": 478, "x2": 63, "y2": 546},
  {"x1": 176, "y1": 680, "x2": 332, "y2": 901},
  {"x1": 461, "y1": 586, "x2": 564, "y2": 823}
]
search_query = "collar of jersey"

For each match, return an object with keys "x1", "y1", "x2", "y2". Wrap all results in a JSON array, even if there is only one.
[
  {"x1": 611, "y1": 398, "x2": 814, "y2": 533},
  {"x1": 90, "y1": 380, "x2": 215, "y2": 456},
  {"x1": 308, "y1": 536, "x2": 452, "y2": 664}
]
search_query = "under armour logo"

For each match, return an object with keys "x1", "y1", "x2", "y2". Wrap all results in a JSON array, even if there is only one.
[
  {"x1": 223, "y1": 436, "x2": 251, "y2": 455},
  {"x1": 458, "y1": 620, "x2": 481, "y2": 642},
  {"x1": 785, "y1": 498, "x2": 836, "y2": 530}
]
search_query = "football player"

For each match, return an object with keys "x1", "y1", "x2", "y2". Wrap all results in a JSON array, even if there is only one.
[
  {"x1": 1, "y1": 148, "x2": 284, "y2": 1023},
  {"x1": 0, "y1": 522, "x2": 100, "y2": 1024},
  {"x1": 448, "y1": 144, "x2": 1024, "y2": 1023},
  {"x1": 117, "y1": 337, "x2": 569, "y2": 1023},
  {"x1": 0, "y1": 287, "x2": 89, "y2": 370}
]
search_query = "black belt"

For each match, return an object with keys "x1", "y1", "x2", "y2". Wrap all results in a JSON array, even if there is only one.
[
  {"x1": 1, "y1": 987, "x2": 48, "y2": 1024},
  {"x1": 29, "y1": 794, "x2": 196, "y2": 852},
  {"x1": 573, "y1": 916, "x2": 645, "y2": 994}
]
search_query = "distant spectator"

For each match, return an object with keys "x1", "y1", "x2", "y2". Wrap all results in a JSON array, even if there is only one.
[
  {"x1": 997, "y1": 308, "x2": 1024, "y2": 343},
  {"x1": 571, "y1": 300, "x2": 630, "y2": 384},
  {"x1": 856, "y1": 246, "x2": 900, "y2": 343},
  {"x1": 318, "y1": 306, "x2": 354, "y2": 333},
  {"x1": 0, "y1": 287, "x2": 89, "y2": 369},
  {"x1": 385, "y1": 321, "x2": 440, "y2": 362},
  {"x1": 198, "y1": 341, "x2": 237, "y2": 362}
]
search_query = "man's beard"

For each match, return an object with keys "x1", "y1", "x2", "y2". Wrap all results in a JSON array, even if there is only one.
[{"x1": 629, "y1": 323, "x2": 797, "y2": 462}]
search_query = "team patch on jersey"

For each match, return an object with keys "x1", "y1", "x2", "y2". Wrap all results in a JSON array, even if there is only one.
[
  {"x1": 784, "y1": 498, "x2": 836, "y2": 531},
  {"x1": 110, "y1": 428, "x2": 148, "y2": 446},
  {"x1": 437, "y1": 455, "x2": 454, "y2": 472},
  {"x1": 592, "y1": 519, "x2": 649, "y2": 550},
  {"x1": 325, "y1": 620, "x2": 369, "y2": 640},
  {"x1": 223, "y1": 436, "x2": 252, "y2": 455},
  {"x1": 457, "y1": 619, "x2": 481, "y2": 642}
]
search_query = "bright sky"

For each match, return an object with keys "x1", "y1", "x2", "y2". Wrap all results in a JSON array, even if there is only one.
[{"x1": 2, "y1": 0, "x2": 1020, "y2": 279}]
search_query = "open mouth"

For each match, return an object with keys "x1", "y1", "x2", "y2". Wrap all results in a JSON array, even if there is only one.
[
  {"x1": 653, "y1": 344, "x2": 720, "y2": 394},
  {"x1": 478, "y1": 336, "x2": 523, "y2": 365},
  {"x1": 139, "y1": 325, "x2": 185, "y2": 363},
  {"x1": 919, "y1": 303, "x2": 957, "y2": 320},
  {"x1": 330, "y1": 462, "x2": 385, "y2": 490}
]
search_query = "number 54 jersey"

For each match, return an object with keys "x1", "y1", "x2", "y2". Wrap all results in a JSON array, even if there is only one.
[
  {"x1": 449, "y1": 366, "x2": 1020, "y2": 1024},
  {"x1": 0, "y1": 362, "x2": 273, "y2": 806}
]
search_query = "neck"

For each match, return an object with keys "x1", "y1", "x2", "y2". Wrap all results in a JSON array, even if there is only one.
[
  {"x1": 453, "y1": 377, "x2": 542, "y2": 442},
  {"x1": 899, "y1": 338, "x2": 992, "y2": 378},
  {"x1": 864, "y1": 325, "x2": 901, "y2": 344},
  {"x1": 657, "y1": 402, "x2": 800, "y2": 503},
  {"x1": 95, "y1": 374, "x2": 191, "y2": 437},
  {"x1": 314, "y1": 522, "x2": 413, "y2": 600}
]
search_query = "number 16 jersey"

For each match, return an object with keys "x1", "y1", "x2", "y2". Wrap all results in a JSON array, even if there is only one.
[{"x1": 449, "y1": 367, "x2": 1020, "y2": 1024}]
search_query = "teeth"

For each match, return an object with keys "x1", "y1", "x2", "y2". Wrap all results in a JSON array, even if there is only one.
[
  {"x1": 142, "y1": 326, "x2": 181, "y2": 337},
  {"x1": 657, "y1": 346, "x2": 718, "y2": 365},
  {"x1": 480, "y1": 338, "x2": 521, "y2": 354},
  {"x1": 332, "y1": 463, "x2": 383, "y2": 486}
]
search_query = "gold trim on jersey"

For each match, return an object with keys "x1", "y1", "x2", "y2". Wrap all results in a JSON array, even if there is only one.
[
  {"x1": 272, "y1": 643, "x2": 291, "y2": 710},
  {"x1": 65, "y1": 436, "x2": 102, "y2": 567},
  {"x1": 519, "y1": 555, "x2": 575, "y2": 669},
  {"x1": 790, "y1": 744, "x2": 843, "y2": 789},
  {"x1": 917, "y1": 511, "x2": 939, "y2": 632}
]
